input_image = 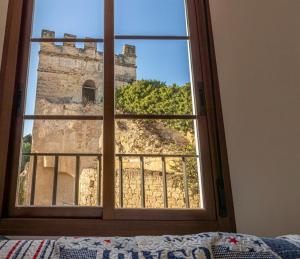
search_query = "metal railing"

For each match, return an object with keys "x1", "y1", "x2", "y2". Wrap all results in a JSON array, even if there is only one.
[{"x1": 22, "y1": 152, "x2": 198, "y2": 208}]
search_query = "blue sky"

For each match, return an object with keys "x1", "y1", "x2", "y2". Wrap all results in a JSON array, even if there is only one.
[{"x1": 24, "y1": 0, "x2": 191, "y2": 135}]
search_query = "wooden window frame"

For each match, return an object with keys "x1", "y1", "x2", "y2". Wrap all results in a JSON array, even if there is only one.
[{"x1": 0, "y1": 0, "x2": 236, "y2": 236}]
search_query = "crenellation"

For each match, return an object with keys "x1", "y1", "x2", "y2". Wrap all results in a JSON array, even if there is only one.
[
  {"x1": 36, "y1": 30, "x2": 136, "y2": 105},
  {"x1": 39, "y1": 30, "x2": 135, "y2": 67},
  {"x1": 41, "y1": 29, "x2": 55, "y2": 38},
  {"x1": 122, "y1": 44, "x2": 136, "y2": 57},
  {"x1": 115, "y1": 55, "x2": 136, "y2": 68},
  {"x1": 63, "y1": 33, "x2": 76, "y2": 47},
  {"x1": 84, "y1": 40, "x2": 97, "y2": 50}
]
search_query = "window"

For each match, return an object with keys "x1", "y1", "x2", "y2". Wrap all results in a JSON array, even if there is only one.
[
  {"x1": 82, "y1": 80, "x2": 96, "y2": 106},
  {"x1": 0, "y1": 0, "x2": 235, "y2": 235}
]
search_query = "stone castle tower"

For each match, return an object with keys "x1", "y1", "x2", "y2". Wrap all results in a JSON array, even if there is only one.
[
  {"x1": 36, "y1": 29, "x2": 136, "y2": 112},
  {"x1": 25, "y1": 30, "x2": 137, "y2": 206}
]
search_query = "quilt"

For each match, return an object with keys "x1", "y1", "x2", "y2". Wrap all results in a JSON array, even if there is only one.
[{"x1": 0, "y1": 232, "x2": 299, "y2": 258}]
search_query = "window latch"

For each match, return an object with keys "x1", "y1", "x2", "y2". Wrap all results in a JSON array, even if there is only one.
[
  {"x1": 216, "y1": 178, "x2": 227, "y2": 217},
  {"x1": 16, "y1": 85, "x2": 23, "y2": 116},
  {"x1": 198, "y1": 81, "x2": 206, "y2": 116}
]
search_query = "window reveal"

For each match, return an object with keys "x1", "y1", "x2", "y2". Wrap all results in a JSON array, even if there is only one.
[{"x1": 82, "y1": 80, "x2": 96, "y2": 106}]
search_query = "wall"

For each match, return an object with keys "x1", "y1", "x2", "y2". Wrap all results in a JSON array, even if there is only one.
[
  {"x1": 0, "y1": 0, "x2": 8, "y2": 68},
  {"x1": 0, "y1": 0, "x2": 299, "y2": 236},
  {"x1": 209, "y1": 0, "x2": 300, "y2": 236}
]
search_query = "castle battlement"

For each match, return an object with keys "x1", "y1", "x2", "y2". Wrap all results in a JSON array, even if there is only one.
[
  {"x1": 36, "y1": 29, "x2": 137, "y2": 105},
  {"x1": 40, "y1": 29, "x2": 136, "y2": 67}
]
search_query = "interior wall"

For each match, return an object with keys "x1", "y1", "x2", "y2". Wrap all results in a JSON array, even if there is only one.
[
  {"x1": 0, "y1": 0, "x2": 299, "y2": 237},
  {"x1": 0, "y1": 0, "x2": 8, "y2": 69},
  {"x1": 209, "y1": 0, "x2": 300, "y2": 236}
]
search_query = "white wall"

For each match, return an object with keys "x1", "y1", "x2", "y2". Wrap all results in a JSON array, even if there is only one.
[
  {"x1": 209, "y1": 0, "x2": 300, "y2": 236},
  {"x1": 0, "y1": 0, "x2": 299, "y2": 237}
]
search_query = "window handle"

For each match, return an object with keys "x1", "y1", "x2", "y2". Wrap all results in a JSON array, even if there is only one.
[
  {"x1": 198, "y1": 81, "x2": 206, "y2": 116},
  {"x1": 16, "y1": 85, "x2": 23, "y2": 117},
  {"x1": 217, "y1": 178, "x2": 227, "y2": 217}
]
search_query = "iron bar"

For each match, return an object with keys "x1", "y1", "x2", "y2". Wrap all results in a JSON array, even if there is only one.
[
  {"x1": 182, "y1": 157, "x2": 190, "y2": 208},
  {"x1": 74, "y1": 155, "x2": 80, "y2": 205},
  {"x1": 24, "y1": 152, "x2": 195, "y2": 208},
  {"x1": 162, "y1": 157, "x2": 168, "y2": 208},
  {"x1": 30, "y1": 155, "x2": 37, "y2": 205},
  {"x1": 140, "y1": 156, "x2": 145, "y2": 208},
  {"x1": 118, "y1": 156, "x2": 123, "y2": 208},
  {"x1": 52, "y1": 156, "x2": 59, "y2": 205},
  {"x1": 97, "y1": 155, "x2": 102, "y2": 206}
]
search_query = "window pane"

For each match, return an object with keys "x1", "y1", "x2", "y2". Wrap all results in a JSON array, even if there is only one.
[
  {"x1": 32, "y1": 0, "x2": 104, "y2": 38},
  {"x1": 115, "y1": 156, "x2": 201, "y2": 209},
  {"x1": 115, "y1": 40, "x2": 194, "y2": 115},
  {"x1": 16, "y1": 120, "x2": 102, "y2": 206},
  {"x1": 25, "y1": 42, "x2": 104, "y2": 116},
  {"x1": 115, "y1": 119, "x2": 197, "y2": 155},
  {"x1": 114, "y1": 119, "x2": 202, "y2": 209},
  {"x1": 22, "y1": 119, "x2": 102, "y2": 153},
  {"x1": 115, "y1": 0, "x2": 188, "y2": 36}
]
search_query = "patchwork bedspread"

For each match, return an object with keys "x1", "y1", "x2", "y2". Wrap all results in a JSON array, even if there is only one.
[{"x1": 0, "y1": 232, "x2": 299, "y2": 258}]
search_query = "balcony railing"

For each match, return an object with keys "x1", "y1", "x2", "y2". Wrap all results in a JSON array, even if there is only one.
[{"x1": 21, "y1": 153, "x2": 199, "y2": 209}]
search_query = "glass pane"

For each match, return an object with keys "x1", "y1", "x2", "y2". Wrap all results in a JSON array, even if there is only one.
[
  {"x1": 78, "y1": 156, "x2": 102, "y2": 206},
  {"x1": 16, "y1": 120, "x2": 103, "y2": 206},
  {"x1": 115, "y1": 0, "x2": 188, "y2": 36},
  {"x1": 32, "y1": 0, "x2": 104, "y2": 38},
  {"x1": 115, "y1": 119, "x2": 197, "y2": 154},
  {"x1": 114, "y1": 119, "x2": 202, "y2": 209},
  {"x1": 25, "y1": 42, "x2": 104, "y2": 116},
  {"x1": 115, "y1": 40, "x2": 194, "y2": 115},
  {"x1": 114, "y1": 156, "x2": 201, "y2": 209},
  {"x1": 22, "y1": 119, "x2": 102, "y2": 153}
]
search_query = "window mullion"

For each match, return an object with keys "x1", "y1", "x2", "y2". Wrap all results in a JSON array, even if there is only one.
[{"x1": 102, "y1": 0, "x2": 115, "y2": 219}]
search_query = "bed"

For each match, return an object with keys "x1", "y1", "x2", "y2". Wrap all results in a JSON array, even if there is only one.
[{"x1": 0, "y1": 232, "x2": 299, "y2": 258}]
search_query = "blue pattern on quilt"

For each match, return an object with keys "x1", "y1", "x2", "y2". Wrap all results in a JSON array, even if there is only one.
[
  {"x1": 262, "y1": 238, "x2": 300, "y2": 259},
  {"x1": 59, "y1": 247, "x2": 97, "y2": 259},
  {"x1": 211, "y1": 245, "x2": 277, "y2": 258}
]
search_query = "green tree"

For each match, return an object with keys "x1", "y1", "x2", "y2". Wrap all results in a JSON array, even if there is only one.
[
  {"x1": 116, "y1": 80, "x2": 194, "y2": 132},
  {"x1": 21, "y1": 134, "x2": 32, "y2": 172},
  {"x1": 18, "y1": 134, "x2": 32, "y2": 205}
]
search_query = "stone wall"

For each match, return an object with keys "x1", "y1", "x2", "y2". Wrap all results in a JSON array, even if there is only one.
[{"x1": 114, "y1": 168, "x2": 200, "y2": 209}]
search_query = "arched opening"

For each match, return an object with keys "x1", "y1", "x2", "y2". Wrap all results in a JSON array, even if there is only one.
[{"x1": 82, "y1": 80, "x2": 96, "y2": 106}]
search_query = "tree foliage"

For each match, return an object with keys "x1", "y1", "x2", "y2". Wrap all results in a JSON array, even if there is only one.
[
  {"x1": 21, "y1": 134, "x2": 32, "y2": 172},
  {"x1": 116, "y1": 80, "x2": 193, "y2": 132}
]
